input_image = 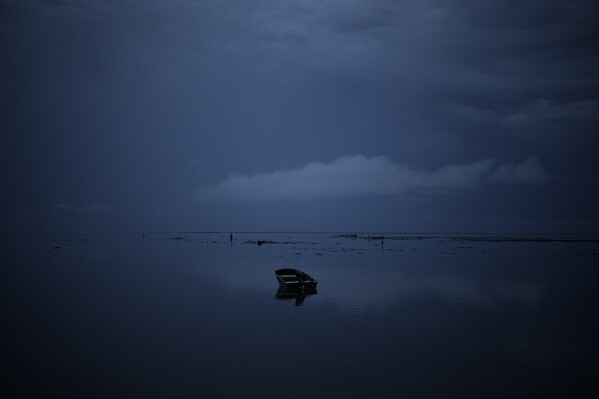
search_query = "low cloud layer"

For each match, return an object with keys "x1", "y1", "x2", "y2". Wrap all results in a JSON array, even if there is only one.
[{"x1": 197, "y1": 155, "x2": 546, "y2": 201}]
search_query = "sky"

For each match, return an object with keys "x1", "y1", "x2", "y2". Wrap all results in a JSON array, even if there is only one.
[{"x1": 1, "y1": 0, "x2": 598, "y2": 233}]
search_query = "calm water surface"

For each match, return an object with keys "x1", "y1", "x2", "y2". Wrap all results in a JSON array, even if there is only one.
[{"x1": 2, "y1": 232, "x2": 598, "y2": 398}]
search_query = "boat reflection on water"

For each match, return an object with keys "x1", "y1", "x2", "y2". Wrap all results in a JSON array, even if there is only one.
[{"x1": 275, "y1": 286, "x2": 318, "y2": 306}]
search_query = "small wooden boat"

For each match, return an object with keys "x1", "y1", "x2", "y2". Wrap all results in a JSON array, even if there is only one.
[{"x1": 275, "y1": 268, "x2": 318, "y2": 291}]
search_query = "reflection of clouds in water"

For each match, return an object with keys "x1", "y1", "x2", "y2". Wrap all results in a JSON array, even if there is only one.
[
  {"x1": 315, "y1": 269, "x2": 547, "y2": 311},
  {"x1": 216, "y1": 256, "x2": 548, "y2": 312}
]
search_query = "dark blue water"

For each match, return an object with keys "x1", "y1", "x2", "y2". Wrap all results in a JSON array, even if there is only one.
[{"x1": 2, "y1": 232, "x2": 598, "y2": 398}]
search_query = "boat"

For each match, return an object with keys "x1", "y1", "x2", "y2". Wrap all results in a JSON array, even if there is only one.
[{"x1": 275, "y1": 268, "x2": 318, "y2": 291}]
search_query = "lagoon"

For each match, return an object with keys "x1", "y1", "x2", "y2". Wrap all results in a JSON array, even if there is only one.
[{"x1": 2, "y1": 232, "x2": 598, "y2": 398}]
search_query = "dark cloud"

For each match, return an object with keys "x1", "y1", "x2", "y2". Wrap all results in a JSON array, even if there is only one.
[
  {"x1": 503, "y1": 99, "x2": 599, "y2": 128},
  {"x1": 490, "y1": 157, "x2": 546, "y2": 184},
  {"x1": 53, "y1": 203, "x2": 113, "y2": 211},
  {"x1": 0, "y1": 0, "x2": 597, "y2": 231}
]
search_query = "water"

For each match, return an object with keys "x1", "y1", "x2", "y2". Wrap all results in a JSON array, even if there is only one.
[{"x1": 2, "y1": 232, "x2": 598, "y2": 398}]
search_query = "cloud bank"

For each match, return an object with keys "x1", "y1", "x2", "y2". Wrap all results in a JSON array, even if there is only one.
[{"x1": 197, "y1": 155, "x2": 545, "y2": 201}]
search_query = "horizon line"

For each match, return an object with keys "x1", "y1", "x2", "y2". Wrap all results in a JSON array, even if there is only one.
[{"x1": 3, "y1": 230, "x2": 599, "y2": 236}]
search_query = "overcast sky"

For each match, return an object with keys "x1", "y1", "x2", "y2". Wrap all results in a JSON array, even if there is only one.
[{"x1": 1, "y1": 0, "x2": 598, "y2": 232}]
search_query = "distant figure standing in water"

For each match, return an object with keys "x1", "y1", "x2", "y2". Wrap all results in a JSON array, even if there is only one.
[{"x1": 230, "y1": 231, "x2": 233, "y2": 243}]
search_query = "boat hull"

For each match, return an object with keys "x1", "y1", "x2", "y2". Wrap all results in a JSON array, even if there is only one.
[
  {"x1": 275, "y1": 277, "x2": 318, "y2": 291},
  {"x1": 275, "y1": 268, "x2": 318, "y2": 291}
]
